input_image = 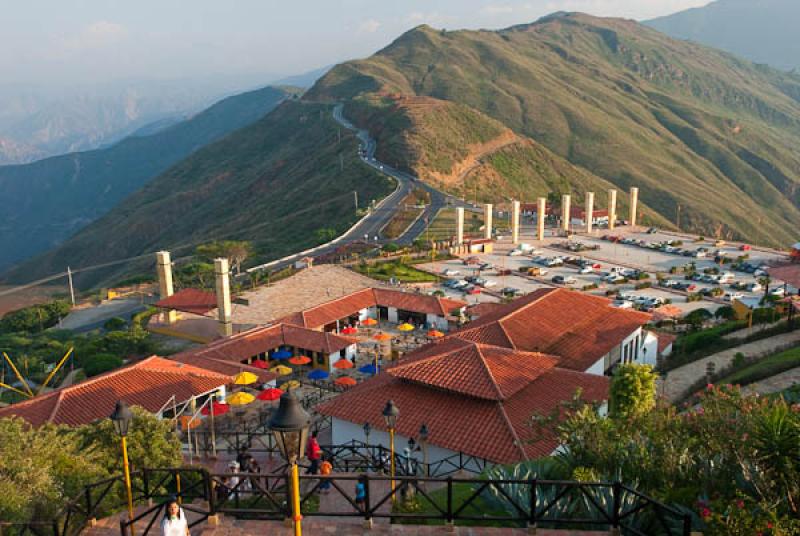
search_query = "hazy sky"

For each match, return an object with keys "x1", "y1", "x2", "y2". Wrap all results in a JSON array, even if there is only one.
[{"x1": 1, "y1": 0, "x2": 712, "y2": 89}]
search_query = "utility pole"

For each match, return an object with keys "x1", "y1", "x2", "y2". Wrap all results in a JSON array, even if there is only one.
[
  {"x1": 340, "y1": 153, "x2": 344, "y2": 171},
  {"x1": 676, "y1": 204, "x2": 681, "y2": 230},
  {"x1": 67, "y1": 266, "x2": 76, "y2": 307},
  {"x1": 354, "y1": 191, "x2": 358, "y2": 212}
]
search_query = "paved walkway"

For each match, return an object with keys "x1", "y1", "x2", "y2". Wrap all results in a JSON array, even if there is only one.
[
  {"x1": 662, "y1": 330, "x2": 800, "y2": 402},
  {"x1": 721, "y1": 320, "x2": 785, "y2": 341},
  {"x1": 743, "y1": 367, "x2": 800, "y2": 396}
]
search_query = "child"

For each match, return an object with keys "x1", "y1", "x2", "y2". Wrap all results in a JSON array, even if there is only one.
[
  {"x1": 319, "y1": 456, "x2": 333, "y2": 494},
  {"x1": 354, "y1": 479, "x2": 366, "y2": 512}
]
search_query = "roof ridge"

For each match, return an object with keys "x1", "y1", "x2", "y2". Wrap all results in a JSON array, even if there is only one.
[
  {"x1": 471, "y1": 342, "x2": 506, "y2": 401},
  {"x1": 46, "y1": 389, "x2": 66, "y2": 424},
  {"x1": 496, "y1": 400, "x2": 529, "y2": 462}
]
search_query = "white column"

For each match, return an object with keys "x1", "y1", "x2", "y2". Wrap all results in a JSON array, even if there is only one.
[
  {"x1": 484, "y1": 203, "x2": 493, "y2": 240},
  {"x1": 511, "y1": 200, "x2": 520, "y2": 245},
  {"x1": 630, "y1": 187, "x2": 639, "y2": 227},
  {"x1": 214, "y1": 258, "x2": 233, "y2": 337},
  {"x1": 561, "y1": 194, "x2": 571, "y2": 233},
  {"x1": 456, "y1": 207, "x2": 464, "y2": 245},
  {"x1": 585, "y1": 192, "x2": 595, "y2": 234},
  {"x1": 537, "y1": 197, "x2": 546, "y2": 241},
  {"x1": 608, "y1": 189, "x2": 617, "y2": 230},
  {"x1": 156, "y1": 251, "x2": 176, "y2": 324}
]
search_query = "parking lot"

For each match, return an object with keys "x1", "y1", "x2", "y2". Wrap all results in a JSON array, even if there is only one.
[{"x1": 416, "y1": 225, "x2": 795, "y2": 318}]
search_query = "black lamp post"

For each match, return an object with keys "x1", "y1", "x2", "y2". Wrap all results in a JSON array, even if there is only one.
[
  {"x1": 382, "y1": 400, "x2": 399, "y2": 502},
  {"x1": 418, "y1": 423, "x2": 430, "y2": 478},
  {"x1": 110, "y1": 401, "x2": 135, "y2": 536},
  {"x1": 363, "y1": 421, "x2": 372, "y2": 445}
]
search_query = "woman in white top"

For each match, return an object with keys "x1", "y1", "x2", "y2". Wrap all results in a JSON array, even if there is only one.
[{"x1": 161, "y1": 500, "x2": 190, "y2": 536}]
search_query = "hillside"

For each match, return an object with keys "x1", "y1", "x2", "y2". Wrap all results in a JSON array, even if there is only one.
[
  {"x1": 4, "y1": 101, "x2": 394, "y2": 286},
  {"x1": 307, "y1": 13, "x2": 800, "y2": 247},
  {"x1": 646, "y1": 0, "x2": 800, "y2": 72},
  {"x1": 0, "y1": 86, "x2": 295, "y2": 271}
]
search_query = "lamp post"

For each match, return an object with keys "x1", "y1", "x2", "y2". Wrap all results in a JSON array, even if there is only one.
[
  {"x1": 270, "y1": 390, "x2": 311, "y2": 536},
  {"x1": 418, "y1": 423, "x2": 429, "y2": 478},
  {"x1": 382, "y1": 400, "x2": 399, "y2": 502},
  {"x1": 363, "y1": 421, "x2": 372, "y2": 445},
  {"x1": 110, "y1": 400, "x2": 135, "y2": 536}
]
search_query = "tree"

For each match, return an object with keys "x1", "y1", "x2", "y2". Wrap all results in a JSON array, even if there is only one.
[
  {"x1": 714, "y1": 306, "x2": 735, "y2": 321},
  {"x1": 313, "y1": 228, "x2": 338, "y2": 245},
  {"x1": 103, "y1": 317, "x2": 127, "y2": 331},
  {"x1": 609, "y1": 363, "x2": 657, "y2": 419},
  {"x1": 685, "y1": 308, "x2": 712, "y2": 329},
  {"x1": 83, "y1": 353, "x2": 123, "y2": 377},
  {"x1": 758, "y1": 276, "x2": 772, "y2": 304},
  {"x1": 196, "y1": 241, "x2": 253, "y2": 274}
]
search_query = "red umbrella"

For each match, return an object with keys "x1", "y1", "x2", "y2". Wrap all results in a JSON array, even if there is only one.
[
  {"x1": 201, "y1": 401, "x2": 230, "y2": 416},
  {"x1": 335, "y1": 376, "x2": 357, "y2": 387},
  {"x1": 289, "y1": 356, "x2": 312, "y2": 365},
  {"x1": 333, "y1": 359, "x2": 354, "y2": 369},
  {"x1": 257, "y1": 388, "x2": 284, "y2": 401},
  {"x1": 251, "y1": 360, "x2": 269, "y2": 369},
  {"x1": 341, "y1": 326, "x2": 358, "y2": 335}
]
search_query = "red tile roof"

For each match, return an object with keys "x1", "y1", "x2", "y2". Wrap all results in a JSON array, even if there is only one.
[
  {"x1": 768, "y1": 263, "x2": 800, "y2": 289},
  {"x1": 466, "y1": 302, "x2": 504, "y2": 318},
  {"x1": 156, "y1": 288, "x2": 217, "y2": 315},
  {"x1": 0, "y1": 356, "x2": 231, "y2": 427},
  {"x1": 656, "y1": 332, "x2": 677, "y2": 355},
  {"x1": 454, "y1": 288, "x2": 650, "y2": 371},
  {"x1": 277, "y1": 288, "x2": 467, "y2": 329}
]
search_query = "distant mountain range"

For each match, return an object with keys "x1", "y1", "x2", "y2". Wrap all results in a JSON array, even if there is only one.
[
  {"x1": 646, "y1": 0, "x2": 800, "y2": 72},
  {"x1": 0, "y1": 86, "x2": 296, "y2": 271}
]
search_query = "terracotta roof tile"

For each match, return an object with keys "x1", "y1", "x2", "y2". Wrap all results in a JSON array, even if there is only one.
[
  {"x1": 0, "y1": 356, "x2": 230, "y2": 427},
  {"x1": 155, "y1": 288, "x2": 217, "y2": 315}
]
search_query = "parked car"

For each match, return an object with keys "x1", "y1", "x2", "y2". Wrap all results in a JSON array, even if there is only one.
[
  {"x1": 466, "y1": 286, "x2": 482, "y2": 295},
  {"x1": 770, "y1": 287, "x2": 786, "y2": 297},
  {"x1": 723, "y1": 292, "x2": 743, "y2": 302},
  {"x1": 509, "y1": 249, "x2": 524, "y2": 256},
  {"x1": 463, "y1": 256, "x2": 481, "y2": 265},
  {"x1": 479, "y1": 262, "x2": 493, "y2": 270},
  {"x1": 552, "y1": 275, "x2": 567, "y2": 284},
  {"x1": 739, "y1": 244, "x2": 752, "y2": 251},
  {"x1": 501, "y1": 287, "x2": 521, "y2": 296},
  {"x1": 646, "y1": 227, "x2": 658, "y2": 234},
  {"x1": 443, "y1": 269, "x2": 461, "y2": 277},
  {"x1": 452, "y1": 280, "x2": 470, "y2": 290},
  {"x1": 578, "y1": 266, "x2": 594, "y2": 274},
  {"x1": 481, "y1": 280, "x2": 497, "y2": 288},
  {"x1": 472, "y1": 277, "x2": 488, "y2": 286},
  {"x1": 745, "y1": 282, "x2": 762, "y2": 293},
  {"x1": 612, "y1": 300, "x2": 634, "y2": 309},
  {"x1": 524, "y1": 267, "x2": 548, "y2": 276}
]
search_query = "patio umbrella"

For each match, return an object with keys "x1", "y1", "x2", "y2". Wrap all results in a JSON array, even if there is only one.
[
  {"x1": 308, "y1": 369, "x2": 330, "y2": 381},
  {"x1": 269, "y1": 365, "x2": 293, "y2": 376},
  {"x1": 361, "y1": 317, "x2": 378, "y2": 326},
  {"x1": 280, "y1": 380, "x2": 301, "y2": 391},
  {"x1": 233, "y1": 371, "x2": 259, "y2": 385},
  {"x1": 289, "y1": 356, "x2": 312, "y2": 366},
  {"x1": 272, "y1": 349, "x2": 292, "y2": 360},
  {"x1": 226, "y1": 391, "x2": 255, "y2": 406},
  {"x1": 358, "y1": 364, "x2": 378, "y2": 375},
  {"x1": 180, "y1": 415, "x2": 202, "y2": 431},
  {"x1": 373, "y1": 333, "x2": 393, "y2": 342},
  {"x1": 201, "y1": 401, "x2": 230, "y2": 416},
  {"x1": 335, "y1": 376, "x2": 357, "y2": 387},
  {"x1": 397, "y1": 323, "x2": 415, "y2": 332},
  {"x1": 333, "y1": 359, "x2": 354, "y2": 370},
  {"x1": 256, "y1": 387, "x2": 284, "y2": 401},
  {"x1": 251, "y1": 359, "x2": 270, "y2": 369},
  {"x1": 427, "y1": 329, "x2": 445, "y2": 338},
  {"x1": 341, "y1": 326, "x2": 358, "y2": 335}
]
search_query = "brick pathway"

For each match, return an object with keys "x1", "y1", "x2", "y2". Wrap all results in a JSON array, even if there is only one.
[
  {"x1": 743, "y1": 366, "x2": 800, "y2": 396},
  {"x1": 662, "y1": 330, "x2": 800, "y2": 401}
]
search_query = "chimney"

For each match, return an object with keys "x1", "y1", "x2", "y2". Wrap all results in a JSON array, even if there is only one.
[
  {"x1": 456, "y1": 207, "x2": 464, "y2": 245},
  {"x1": 483, "y1": 203, "x2": 493, "y2": 240},
  {"x1": 214, "y1": 258, "x2": 233, "y2": 337},
  {"x1": 537, "y1": 197, "x2": 546, "y2": 241},
  {"x1": 511, "y1": 200, "x2": 520, "y2": 245},
  {"x1": 585, "y1": 192, "x2": 595, "y2": 234},
  {"x1": 630, "y1": 187, "x2": 639, "y2": 227},
  {"x1": 561, "y1": 194, "x2": 571, "y2": 233},
  {"x1": 156, "y1": 251, "x2": 176, "y2": 325},
  {"x1": 608, "y1": 189, "x2": 617, "y2": 230}
]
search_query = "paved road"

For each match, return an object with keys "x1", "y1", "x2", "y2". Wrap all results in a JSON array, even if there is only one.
[{"x1": 59, "y1": 297, "x2": 147, "y2": 333}]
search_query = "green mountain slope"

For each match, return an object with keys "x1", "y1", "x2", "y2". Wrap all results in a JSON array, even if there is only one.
[
  {"x1": 307, "y1": 13, "x2": 800, "y2": 247},
  {"x1": 646, "y1": 0, "x2": 800, "y2": 72},
  {"x1": 4, "y1": 101, "x2": 393, "y2": 286},
  {"x1": 0, "y1": 86, "x2": 296, "y2": 270}
]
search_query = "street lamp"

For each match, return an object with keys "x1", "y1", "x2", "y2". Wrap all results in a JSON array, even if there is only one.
[
  {"x1": 382, "y1": 400, "x2": 399, "y2": 502},
  {"x1": 270, "y1": 390, "x2": 311, "y2": 536},
  {"x1": 418, "y1": 423, "x2": 430, "y2": 478},
  {"x1": 363, "y1": 421, "x2": 371, "y2": 445},
  {"x1": 110, "y1": 400, "x2": 135, "y2": 536}
]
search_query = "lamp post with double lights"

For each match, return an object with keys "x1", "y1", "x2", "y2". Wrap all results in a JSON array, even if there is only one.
[
  {"x1": 382, "y1": 400, "x2": 399, "y2": 502},
  {"x1": 270, "y1": 390, "x2": 311, "y2": 536},
  {"x1": 110, "y1": 400, "x2": 135, "y2": 536}
]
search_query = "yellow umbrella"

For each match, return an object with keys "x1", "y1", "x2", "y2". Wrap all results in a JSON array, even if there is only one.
[
  {"x1": 280, "y1": 380, "x2": 301, "y2": 391},
  {"x1": 226, "y1": 391, "x2": 255, "y2": 405},
  {"x1": 269, "y1": 365, "x2": 293, "y2": 376},
  {"x1": 397, "y1": 323, "x2": 415, "y2": 332},
  {"x1": 233, "y1": 371, "x2": 259, "y2": 385}
]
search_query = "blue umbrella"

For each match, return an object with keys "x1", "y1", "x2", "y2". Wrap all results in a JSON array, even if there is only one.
[
  {"x1": 358, "y1": 364, "x2": 377, "y2": 375},
  {"x1": 308, "y1": 369, "x2": 330, "y2": 381},
  {"x1": 272, "y1": 349, "x2": 292, "y2": 360}
]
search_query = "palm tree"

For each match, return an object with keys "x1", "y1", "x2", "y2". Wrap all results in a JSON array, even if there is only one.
[{"x1": 758, "y1": 276, "x2": 772, "y2": 304}]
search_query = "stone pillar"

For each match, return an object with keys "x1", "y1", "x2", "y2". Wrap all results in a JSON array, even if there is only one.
[
  {"x1": 630, "y1": 187, "x2": 639, "y2": 227},
  {"x1": 561, "y1": 194, "x2": 571, "y2": 233},
  {"x1": 537, "y1": 197, "x2": 546, "y2": 241},
  {"x1": 484, "y1": 203, "x2": 493, "y2": 240},
  {"x1": 156, "y1": 251, "x2": 176, "y2": 324},
  {"x1": 214, "y1": 258, "x2": 233, "y2": 337},
  {"x1": 608, "y1": 189, "x2": 617, "y2": 230},
  {"x1": 456, "y1": 207, "x2": 464, "y2": 245},
  {"x1": 585, "y1": 192, "x2": 595, "y2": 234},
  {"x1": 511, "y1": 200, "x2": 520, "y2": 244}
]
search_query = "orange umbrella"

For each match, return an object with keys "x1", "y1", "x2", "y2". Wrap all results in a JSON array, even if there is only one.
[
  {"x1": 180, "y1": 415, "x2": 202, "y2": 431},
  {"x1": 335, "y1": 376, "x2": 357, "y2": 387},
  {"x1": 373, "y1": 333, "x2": 393, "y2": 342},
  {"x1": 361, "y1": 318, "x2": 378, "y2": 326},
  {"x1": 289, "y1": 356, "x2": 312, "y2": 365},
  {"x1": 333, "y1": 359, "x2": 354, "y2": 369},
  {"x1": 427, "y1": 330, "x2": 445, "y2": 338}
]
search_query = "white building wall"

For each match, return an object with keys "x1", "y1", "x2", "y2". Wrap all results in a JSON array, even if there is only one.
[
  {"x1": 641, "y1": 331, "x2": 659, "y2": 366},
  {"x1": 586, "y1": 357, "x2": 606, "y2": 376},
  {"x1": 387, "y1": 307, "x2": 399, "y2": 323},
  {"x1": 425, "y1": 314, "x2": 449, "y2": 331},
  {"x1": 328, "y1": 351, "x2": 342, "y2": 371}
]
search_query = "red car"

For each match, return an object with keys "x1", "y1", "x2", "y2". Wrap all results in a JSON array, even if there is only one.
[
  {"x1": 739, "y1": 244, "x2": 751, "y2": 251},
  {"x1": 467, "y1": 287, "x2": 482, "y2": 295}
]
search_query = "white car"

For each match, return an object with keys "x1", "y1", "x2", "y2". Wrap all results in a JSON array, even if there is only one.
[
  {"x1": 443, "y1": 269, "x2": 461, "y2": 277},
  {"x1": 770, "y1": 287, "x2": 786, "y2": 297},
  {"x1": 745, "y1": 282, "x2": 762, "y2": 293},
  {"x1": 612, "y1": 300, "x2": 633, "y2": 309},
  {"x1": 578, "y1": 266, "x2": 594, "y2": 274},
  {"x1": 563, "y1": 276, "x2": 577, "y2": 285},
  {"x1": 509, "y1": 249, "x2": 523, "y2": 256},
  {"x1": 605, "y1": 274, "x2": 626, "y2": 283},
  {"x1": 482, "y1": 280, "x2": 497, "y2": 288},
  {"x1": 724, "y1": 292, "x2": 743, "y2": 302}
]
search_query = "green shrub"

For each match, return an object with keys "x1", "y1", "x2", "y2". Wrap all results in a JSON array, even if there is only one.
[
  {"x1": 83, "y1": 353, "x2": 123, "y2": 377},
  {"x1": 103, "y1": 317, "x2": 127, "y2": 331}
]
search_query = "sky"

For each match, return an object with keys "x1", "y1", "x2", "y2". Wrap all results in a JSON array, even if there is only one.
[{"x1": 0, "y1": 0, "x2": 713, "y2": 90}]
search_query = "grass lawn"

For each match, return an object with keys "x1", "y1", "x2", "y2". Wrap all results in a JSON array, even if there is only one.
[
  {"x1": 718, "y1": 346, "x2": 800, "y2": 387},
  {"x1": 353, "y1": 261, "x2": 439, "y2": 283},
  {"x1": 393, "y1": 481, "x2": 520, "y2": 527},
  {"x1": 425, "y1": 209, "x2": 487, "y2": 242}
]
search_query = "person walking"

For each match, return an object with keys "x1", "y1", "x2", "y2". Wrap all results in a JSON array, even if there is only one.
[
  {"x1": 161, "y1": 499, "x2": 190, "y2": 536},
  {"x1": 318, "y1": 456, "x2": 333, "y2": 494},
  {"x1": 306, "y1": 431, "x2": 322, "y2": 475},
  {"x1": 354, "y1": 479, "x2": 366, "y2": 512}
]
